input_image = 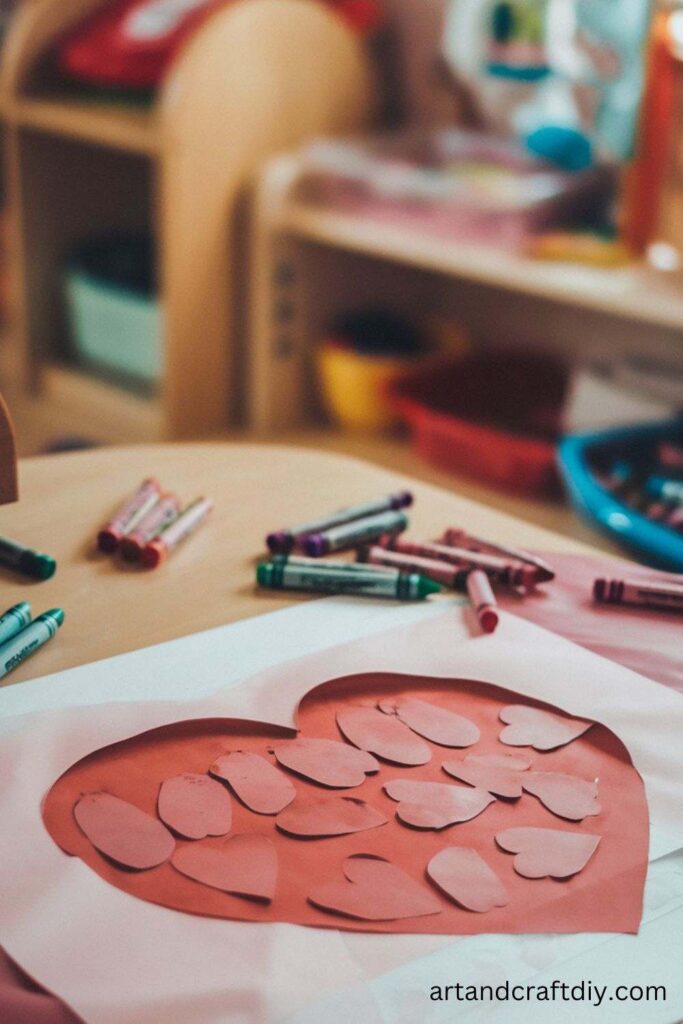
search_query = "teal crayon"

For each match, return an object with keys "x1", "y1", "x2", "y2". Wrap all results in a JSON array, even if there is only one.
[
  {"x1": 0, "y1": 608, "x2": 64, "y2": 680},
  {"x1": 0, "y1": 536, "x2": 56, "y2": 580},
  {"x1": 0, "y1": 602, "x2": 32, "y2": 646},
  {"x1": 256, "y1": 560, "x2": 440, "y2": 600}
]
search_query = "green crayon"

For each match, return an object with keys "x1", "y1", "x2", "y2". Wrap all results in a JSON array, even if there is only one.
[{"x1": 257, "y1": 561, "x2": 441, "y2": 600}]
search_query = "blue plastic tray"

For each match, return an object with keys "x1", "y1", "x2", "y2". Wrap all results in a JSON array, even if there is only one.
[{"x1": 558, "y1": 420, "x2": 683, "y2": 572}]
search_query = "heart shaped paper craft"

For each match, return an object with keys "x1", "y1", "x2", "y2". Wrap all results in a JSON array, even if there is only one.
[
  {"x1": 427, "y1": 847, "x2": 509, "y2": 913},
  {"x1": 74, "y1": 793, "x2": 175, "y2": 870},
  {"x1": 172, "y1": 835, "x2": 277, "y2": 901},
  {"x1": 157, "y1": 773, "x2": 232, "y2": 839},
  {"x1": 442, "y1": 754, "x2": 530, "y2": 798},
  {"x1": 336, "y1": 706, "x2": 431, "y2": 765},
  {"x1": 276, "y1": 796, "x2": 388, "y2": 837},
  {"x1": 271, "y1": 737, "x2": 379, "y2": 788},
  {"x1": 499, "y1": 705, "x2": 593, "y2": 751},
  {"x1": 210, "y1": 752, "x2": 296, "y2": 814},
  {"x1": 309, "y1": 855, "x2": 442, "y2": 921},
  {"x1": 521, "y1": 772, "x2": 601, "y2": 821},
  {"x1": 384, "y1": 779, "x2": 495, "y2": 829},
  {"x1": 378, "y1": 697, "x2": 480, "y2": 748},
  {"x1": 496, "y1": 827, "x2": 601, "y2": 879}
]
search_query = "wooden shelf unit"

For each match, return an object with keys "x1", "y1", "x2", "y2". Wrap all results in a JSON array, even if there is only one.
[
  {"x1": 248, "y1": 153, "x2": 683, "y2": 432},
  {"x1": 0, "y1": 0, "x2": 373, "y2": 439}
]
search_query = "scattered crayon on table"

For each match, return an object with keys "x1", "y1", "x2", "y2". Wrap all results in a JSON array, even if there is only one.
[
  {"x1": 266, "y1": 491, "x2": 413, "y2": 553},
  {"x1": 467, "y1": 570, "x2": 499, "y2": 634},
  {"x1": 97, "y1": 478, "x2": 161, "y2": 554},
  {"x1": 593, "y1": 577, "x2": 683, "y2": 613},
  {"x1": 0, "y1": 535, "x2": 56, "y2": 580}
]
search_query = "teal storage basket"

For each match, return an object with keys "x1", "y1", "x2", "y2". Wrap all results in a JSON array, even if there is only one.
[{"x1": 64, "y1": 234, "x2": 161, "y2": 389}]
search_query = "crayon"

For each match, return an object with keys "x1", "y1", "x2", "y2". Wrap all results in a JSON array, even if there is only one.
[
  {"x1": 593, "y1": 577, "x2": 683, "y2": 613},
  {"x1": 141, "y1": 498, "x2": 214, "y2": 568},
  {"x1": 0, "y1": 536, "x2": 56, "y2": 580},
  {"x1": 120, "y1": 493, "x2": 181, "y2": 562},
  {"x1": 360, "y1": 545, "x2": 471, "y2": 590},
  {"x1": 271, "y1": 554, "x2": 400, "y2": 576},
  {"x1": 658, "y1": 440, "x2": 683, "y2": 472},
  {"x1": 0, "y1": 602, "x2": 32, "y2": 646},
  {"x1": 386, "y1": 537, "x2": 539, "y2": 589},
  {"x1": 98, "y1": 479, "x2": 161, "y2": 553},
  {"x1": 256, "y1": 560, "x2": 440, "y2": 600},
  {"x1": 467, "y1": 570, "x2": 499, "y2": 634},
  {"x1": 303, "y1": 510, "x2": 409, "y2": 557},
  {"x1": 0, "y1": 608, "x2": 64, "y2": 680},
  {"x1": 646, "y1": 475, "x2": 683, "y2": 506},
  {"x1": 266, "y1": 492, "x2": 413, "y2": 553},
  {"x1": 440, "y1": 529, "x2": 554, "y2": 583}
]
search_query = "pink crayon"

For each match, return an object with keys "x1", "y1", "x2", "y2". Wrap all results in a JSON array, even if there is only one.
[
  {"x1": 386, "y1": 536, "x2": 539, "y2": 590},
  {"x1": 97, "y1": 478, "x2": 161, "y2": 554},
  {"x1": 141, "y1": 497, "x2": 214, "y2": 569},
  {"x1": 467, "y1": 570, "x2": 499, "y2": 634},
  {"x1": 441, "y1": 528, "x2": 555, "y2": 583},
  {"x1": 120, "y1": 492, "x2": 182, "y2": 561},
  {"x1": 593, "y1": 577, "x2": 683, "y2": 613},
  {"x1": 360, "y1": 546, "x2": 470, "y2": 590}
]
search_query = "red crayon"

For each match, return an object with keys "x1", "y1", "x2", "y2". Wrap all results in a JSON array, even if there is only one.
[
  {"x1": 386, "y1": 536, "x2": 539, "y2": 590},
  {"x1": 120, "y1": 492, "x2": 182, "y2": 561},
  {"x1": 593, "y1": 577, "x2": 683, "y2": 613},
  {"x1": 141, "y1": 497, "x2": 214, "y2": 569},
  {"x1": 361, "y1": 546, "x2": 469, "y2": 589},
  {"x1": 97, "y1": 478, "x2": 161, "y2": 554},
  {"x1": 441, "y1": 528, "x2": 555, "y2": 583},
  {"x1": 467, "y1": 569, "x2": 499, "y2": 634}
]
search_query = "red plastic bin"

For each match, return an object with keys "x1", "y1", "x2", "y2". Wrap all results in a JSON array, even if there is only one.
[{"x1": 387, "y1": 352, "x2": 568, "y2": 498}]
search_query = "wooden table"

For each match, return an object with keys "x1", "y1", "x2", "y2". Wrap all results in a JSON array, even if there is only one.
[{"x1": 0, "y1": 443, "x2": 596, "y2": 688}]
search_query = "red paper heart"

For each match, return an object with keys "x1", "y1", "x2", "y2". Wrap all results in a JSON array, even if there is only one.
[
  {"x1": 74, "y1": 792, "x2": 174, "y2": 870},
  {"x1": 157, "y1": 773, "x2": 232, "y2": 839},
  {"x1": 309, "y1": 854, "x2": 442, "y2": 921},
  {"x1": 172, "y1": 834, "x2": 277, "y2": 901},
  {"x1": 521, "y1": 772, "x2": 601, "y2": 821},
  {"x1": 496, "y1": 827, "x2": 601, "y2": 879},
  {"x1": 442, "y1": 754, "x2": 530, "y2": 798},
  {"x1": 336, "y1": 706, "x2": 431, "y2": 765},
  {"x1": 271, "y1": 737, "x2": 378, "y2": 788},
  {"x1": 383, "y1": 779, "x2": 495, "y2": 829},
  {"x1": 276, "y1": 796, "x2": 388, "y2": 837},
  {"x1": 427, "y1": 847, "x2": 509, "y2": 913},
  {"x1": 499, "y1": 705, "x2": 593, "y2": 751},
  {"x1": 210, "y1": 752, "x2": 295, "y2": 814},
  {"x1": 378, "y1": 697, "x2": 479, "y2": 748}
]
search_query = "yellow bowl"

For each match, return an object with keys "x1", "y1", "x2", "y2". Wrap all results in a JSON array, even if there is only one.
[{"x1": 315, "y1": 343, "x2": 418, "y2": 431}]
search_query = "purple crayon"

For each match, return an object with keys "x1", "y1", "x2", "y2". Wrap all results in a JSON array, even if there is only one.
[{"x1": 266, "y1": 492, "x2": 413, "y2": 554}]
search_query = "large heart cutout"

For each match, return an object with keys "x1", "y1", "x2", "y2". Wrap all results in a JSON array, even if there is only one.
[
  {"x1": 499, "y1": 705, "x2": 593, "y2": 751},
  {"x1": 496, "y1": 827, "x2": 601, "y2": 879},
  {"x1": 378, "y1": 697, "x2": 480, "y2": 748},
  {"x1": 43, "y1": 673, "x2": 648, "y2": 935},
  {"x1": 172, "y1": 834, "x2": 277, "y2": 901},
  {"x1": 521, "y1": 772, "x2": 601, "y2": 822}
]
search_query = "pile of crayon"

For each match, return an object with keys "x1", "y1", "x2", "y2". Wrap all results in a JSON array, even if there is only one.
[
  {"x1": 595, "y1": 439, "x2": 683, "y2": 534},
  {"x1": 97, "y1": 478, "x2": 213, "y2": 569},
  {"x1": 0, "y1": 601, "x2": 64, "y2": 682},
  {"x1": 258, "y1": 492, "x2": 556, "y2": 635}
]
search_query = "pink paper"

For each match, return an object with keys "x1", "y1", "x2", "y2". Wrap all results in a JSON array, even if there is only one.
[
  {"x1": 276, "y1": 796, "x2": 388, "y2": 837},
  {"x1": 496, "y1": 827, "x2": 601, "y2": 879},
  {"x1": 441, "y1": 754, "x2": 529, "y2": 798},
  {"x1": 272, "y1": 737, "x2": 379, "y2": 788},
  {"x1": 73, "y1": 793, "x2": 175, "y2": 870},
  {"x1": 427, "y1": 847, "x2": 509, "y2": 913},
  {"x1": 521, "y1": 772, "x2": 601, "y2": 821},
  {"x1": 499, "y1": 705, "x2": 593, "y2": 751},
  {"x1": 309, "y1": 855, "x2": 442, "y2": 922},
  {"x1": 337, "y1": 706, "x2": 432, "y2": 765},
  {"x1": 378, "y1": 697, "x2": 480, "y2": 747},
  {"x1": 157, "y1": 773, "x2": 232, "y2": 839},
  {"x1": 383, "y1": 779, "x2": 495, "y2": 829},
  {"x1": 171, "y1": 835, "x2": 277, "y2": 901},
  {"x1": 210, "y1": 751, "x2": 296, "y2": 814}
]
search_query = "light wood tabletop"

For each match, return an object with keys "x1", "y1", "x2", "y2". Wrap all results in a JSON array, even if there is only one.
[{"x1": 0, "y1": 443, "x2": 598, "y2": 688}]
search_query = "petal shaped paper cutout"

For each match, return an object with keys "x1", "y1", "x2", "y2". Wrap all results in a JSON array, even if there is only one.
[
  {"x1": 522, "y1": 772, "x2": 601, "y2": 821},
  {"x1": 271, "y1": 737, "x2": 378, "y2": 788},
  {"x1": 336, "y1": 707, "x2": 431, "y2": 765},
  {"x1": 157, "y1": 773, "x2": 232, "y2": 839},
  {"x1": 276, "y1": 796, "x2": 388, "y2": 838},
  {"x1": 210, "y1": 751, "x2": 295, "y2": 814},
  {"x1": 378, "y1": 697, "x2": 480, "y2": 748},
  {"x1": 309, "y1": 854, "x2": 442, "y2": 921},
  {"x1": 499, "y1": 705, "x2": 593, "y2": 751},
  {"x1": 384, "y1": 779, "x2": 495, "y2": 830},
  {"x1": 496, "y1": 827, "x2": 601, "y2": 879},
  {"x1": 442, "y1": 755, "x2": 529, "y2": 798},
  {"x1": 427, "y1": 847, "x2": 509, "y2": 913},
  {"x1": 74, "y1": 793, "x2": 174, "y2": 870},
  {"x1": 172, "y1": 835, "x2": 277, "y2": 901}
]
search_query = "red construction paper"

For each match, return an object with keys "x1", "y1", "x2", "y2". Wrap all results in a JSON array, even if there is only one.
[
  {"x1": 384, "y1": 779, "x2": 495, "y2": 829},
  {"x1": 499, "y1": 705, "x2": 593, "y2": 751},
  {"x1": 210, "y1": 752, "x2": 296, "y2": 814},
  {"x1": 521, "y1": 772, "x2": 601, "y2": 822},
  {"x1": 157, "y1": 773, "x2": 232, "y2": 839},
  {"x1": 276, "y1": 796, "x2": 388, "y2": 838},
  {"x1": 272, "y1": 737, "x2": 379, "y2": 788},
  {"x1": 466, "y1": 753, "x2": 533, "y2": 771},
  {"x1": 496, "y1": 827, "x2": 601, "y2": 879},
  {"x1": 337, "y1": 706, "x2": 432, "y2": 765},
  {"x1": 378, "y1": 697, "x2": 480, "y2": 748},
  {"x1": 308, "y1": 855, "x2": 442, "y2": 921},
  {"x1": 43, "y1": 674, "x2": 648, "y2": 935},
  {"x1": 442, "y1": 754, "x2": 529, "y2": 798},
  {"x1": 171, "y1": 835, "x2": 277, "y2": 901},
  {"x1": 427, "y1": 847, "x2": 509, "y2": 913},
  {"x1": 73, "y1": 793, "x2": 174, "y2": 870}
]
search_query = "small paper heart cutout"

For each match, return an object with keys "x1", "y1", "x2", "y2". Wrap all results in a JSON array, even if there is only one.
[
  {"x1": 210, "y1": 752, "x2": 296, "y2": 814},
  {"x1": 271, "y1": 737, "x2": 378, "y2": 788},
  {"x1": 384, "y1": 779, "x2": 495, "y2": 830},
  {"x1": 427, "y1": 847, "x2": 509, "y2": 912},
  {"x1": 157, "y1": 773, "x2": 232, "y2": 839},
  {"x1": 337, "y1": 707, "x2": 431, "y2": 765},
  {"x1": 378, "y1": 697, "x2": 480, "y2": 748},
  {"x1": 496, "y1": 827, "x2": 601, "y2": 878},
  {"x1": 172, "y1": 834, "x2": 277, "y2": 901},
  {"x1": 442, "y1": 754, "x2": 529, "y2": 798},
  {"x1": 499, "y1": 705, "x2": 593, "y2": 751},
  {"x1": 276, "y1": 796, "x2": 388, "y2": 837},
  {"x1": 309, "y1": 854, "x2": 442, "y2": 921},
  {"x1": 522, "y1": 772, "x2": 601, "y2": 821},
  {"x1": 74, "y1": 793, "x2": 174, "y2": 870}
]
